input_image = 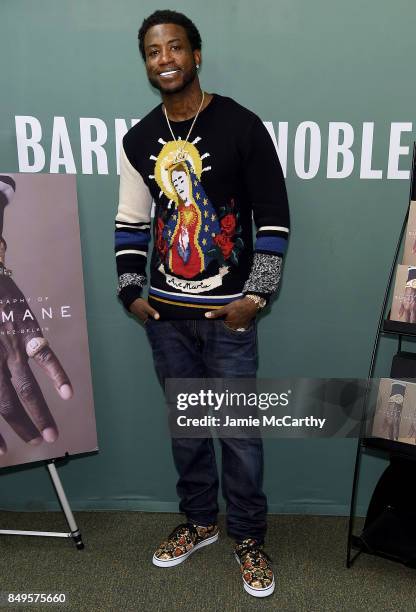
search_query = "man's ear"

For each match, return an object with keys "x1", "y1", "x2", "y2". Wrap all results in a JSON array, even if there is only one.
[{"x1": 193, "y1": 49, "x2": 201, "y2": 68}]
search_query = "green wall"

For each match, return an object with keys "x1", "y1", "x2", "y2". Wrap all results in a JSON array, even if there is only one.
[{"x1": 1, "y1": 0, "x2": 415, "y2": 515}]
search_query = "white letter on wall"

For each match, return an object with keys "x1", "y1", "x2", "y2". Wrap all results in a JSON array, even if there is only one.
[
  {"x1": 264, "y1": 121, "x2": 288, "y2": 178},
  {"x1": 50, "y1": 117, "x2": 76, "y2": 173},
  {"x1": 387, "y1": 122, "x2": 412, "y2": 179},
  {"x1": 327, "y1": 122, "x2": 354, "y2": 178},
  {"x1": 79, "y1": 118, "x2": 108, "y2": 175},
  {"x1": 294, "y1": 121, "x2": 321, "y2": 179},
  {"x1": 360, "y1": 123, "x2": 382, "y2": 179},
  {"x1": 15, "y1": 116, "x2": 45, "y2": 172},
  {"x1": 115, "y1": 119, "x2": 129, "y2": 175},
  {"x1": 114, "y1": 119, "x2": 140, "y2": 175}
]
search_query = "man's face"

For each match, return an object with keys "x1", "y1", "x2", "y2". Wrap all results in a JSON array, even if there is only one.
[
  {"x1": 172, "y1": 170, "x2": 190, "y2": 202},
  {"x1": 143, "y1": 23, "x2": 201, "y2": 95}
]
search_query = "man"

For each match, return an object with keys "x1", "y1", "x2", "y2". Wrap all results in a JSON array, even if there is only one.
[{"x1": 115, "y1": 10, "x2": 289, "y2": 598}]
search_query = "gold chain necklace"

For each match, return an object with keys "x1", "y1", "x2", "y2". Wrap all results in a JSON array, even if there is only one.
[{"x1": 163, "y1": 91, "x2": 205, "y2": 163}]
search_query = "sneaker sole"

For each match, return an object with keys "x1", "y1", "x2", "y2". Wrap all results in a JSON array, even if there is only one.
[
  {"x1": 234, "y1": 553, "x2": 275, "y2": 598},
  {"x1": 152, "y1": 531, "x2": 219, "y2": 568}
]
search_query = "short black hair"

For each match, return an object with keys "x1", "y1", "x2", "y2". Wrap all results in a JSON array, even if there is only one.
[{"x1": 138, "y1": 10, "x2": 202, "y2": 60}]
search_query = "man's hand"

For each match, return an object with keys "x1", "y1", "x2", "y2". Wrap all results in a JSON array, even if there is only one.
[
  {"x1": 0, "y1": 274, "x2": 73, "y2": 455},
  {"x1": 129, "y1": 297, "x2": 160, "y2": 323},
  {"x1": 205, "y1": 297, "x2": 258, "y2": 330}
]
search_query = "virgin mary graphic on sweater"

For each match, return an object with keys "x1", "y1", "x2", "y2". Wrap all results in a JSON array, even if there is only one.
[{"x1": 158, "y1": 159, "x2": 220, "y2": 279}]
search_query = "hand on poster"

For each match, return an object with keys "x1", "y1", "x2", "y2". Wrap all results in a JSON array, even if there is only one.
[
  {"x1": 0, "y1": 176, "x2": 73, "y2": 455},
  {"x1": 398, "y1": 286, "x2": 416, "y2": 323},
  {"x1": 0, "y1": 272, "x2": 73, "y2": 454},
  {"x1": 0, "y1": 178, "x2": 15, "y2": 212},
  {"x1": 381, "y1": 401, "x2": 401, "y2": 441},
  {"x1": 381, "y1": 411, "x2": 394, "y2": 440}
]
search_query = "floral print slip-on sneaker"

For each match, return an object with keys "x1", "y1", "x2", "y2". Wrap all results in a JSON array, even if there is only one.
[
  {"x1": 152, "y1": 522, "x2": 219, "y2": 567},
  {"x1": 234, "y1": 538, "x2": 275, "y2": 597}
]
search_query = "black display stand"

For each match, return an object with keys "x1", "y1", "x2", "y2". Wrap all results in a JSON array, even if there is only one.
[{"x1": 346, "y1": 142, "x2": 416, "y2": 568}]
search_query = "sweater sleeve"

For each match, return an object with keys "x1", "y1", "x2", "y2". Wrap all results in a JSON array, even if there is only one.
[
  {"x1": 115, "y1": 141, "x2": 153, "y2": 310},
  {"x1": 240, "y1": 115, "x2": 290, "y2": 301}
]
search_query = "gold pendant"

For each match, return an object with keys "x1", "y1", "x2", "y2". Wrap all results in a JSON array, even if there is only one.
[{"x1": 173, "y1": 146, "x2": 187, "y2": 164}]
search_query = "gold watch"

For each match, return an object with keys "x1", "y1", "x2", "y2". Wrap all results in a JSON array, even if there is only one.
[{"x1": 245, "y1": 294, "x2": 267, "y2": 309}]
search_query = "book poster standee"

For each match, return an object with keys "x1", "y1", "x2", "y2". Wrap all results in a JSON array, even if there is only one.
[{"x1": 0, "y1": 173, "x2": 98, "y2": 548}]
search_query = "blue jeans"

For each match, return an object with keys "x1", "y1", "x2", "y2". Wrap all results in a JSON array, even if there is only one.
[{"x1": 144, "y1": 318, "x2": 267, "y2": 543}]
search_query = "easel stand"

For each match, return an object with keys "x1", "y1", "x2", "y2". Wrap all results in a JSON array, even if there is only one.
[
  {"x1": 0, "y1": 458, "x2": 84, "y2": 550},
  {"x1": 346, "y1": 142, "x2": 416, "y2": 568}
]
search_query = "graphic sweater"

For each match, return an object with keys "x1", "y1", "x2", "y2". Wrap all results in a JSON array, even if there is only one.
[{"x1": 115, "y1": 94, "x2": 290, "y2": 319}]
